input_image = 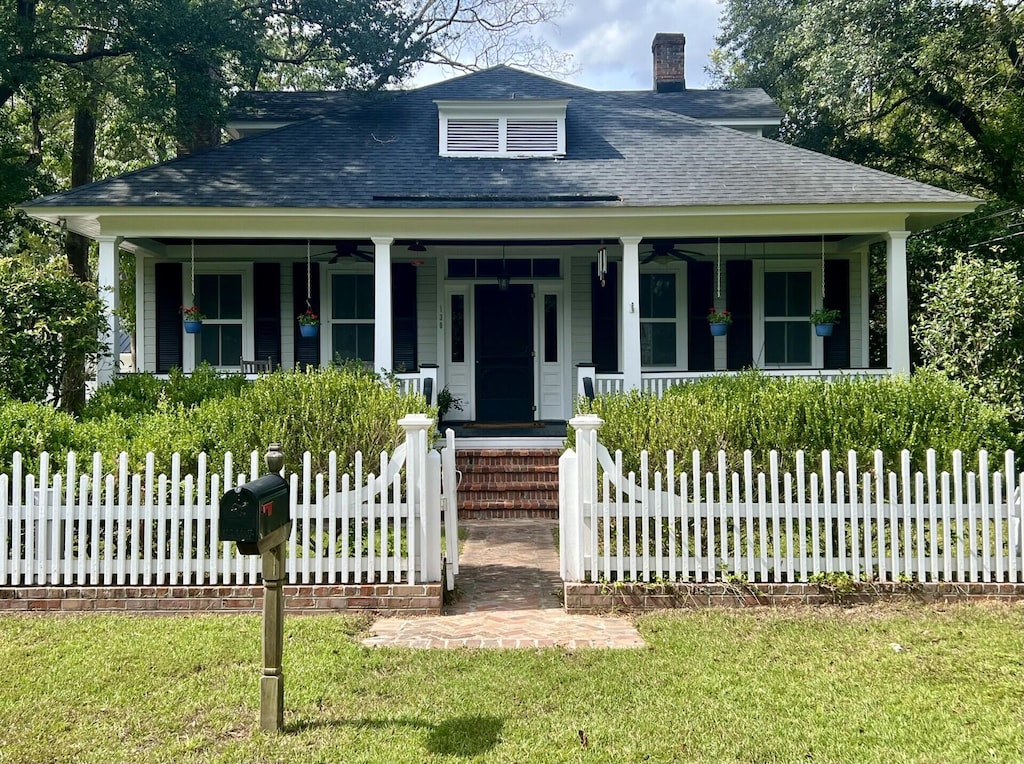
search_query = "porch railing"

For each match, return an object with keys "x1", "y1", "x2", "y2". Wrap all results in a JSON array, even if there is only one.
[{"x1": 576, "y1": 366, "x2": 892, "y2": 399}]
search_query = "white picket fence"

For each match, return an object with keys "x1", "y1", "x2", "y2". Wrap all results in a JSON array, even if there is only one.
[
  {"x1": 0, "y1": 416, "x2": 460, "y2": 589},
  {"x1": 560, "y1": 415, "x2": 1024, "y2": 584}
]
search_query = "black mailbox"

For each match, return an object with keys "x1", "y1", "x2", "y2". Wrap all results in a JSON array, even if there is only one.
[{"x1": 219, "y1": 474, "x2": 290, "y2": 555}]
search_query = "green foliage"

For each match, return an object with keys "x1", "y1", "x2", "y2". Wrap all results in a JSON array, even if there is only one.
[
  {"x1": 917, "y1": 253, "x2": 1024, "y2": 424},
  {"x1": 570, "y1": 370, "x2": 1015, "y2": 475},
  {"x1": 0, "y1": 257, "x2": 106, "y2": 404},
  {"x1": 0, "y1": 400, "x2": 81, "y2": 467},
  {"x1": 1, "y1": 365, "x2": 428, "y2": 477},
  {"x1": 714, "y1": 0, "x2": 1024, "y2": 203}
]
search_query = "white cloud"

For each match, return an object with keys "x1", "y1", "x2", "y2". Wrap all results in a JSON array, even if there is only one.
[{"x1": 411, "y1": 0, "x2": 723, "y2": 91}]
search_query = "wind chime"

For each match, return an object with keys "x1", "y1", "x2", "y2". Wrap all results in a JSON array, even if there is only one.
[
  {"x1": 183, "y1": 239, "x2": 203, "y2": 333},
  {"x1": 297, "y1": 240, "x2": 320, "y2": 337}
]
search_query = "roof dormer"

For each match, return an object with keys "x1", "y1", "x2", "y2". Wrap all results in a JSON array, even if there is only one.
[{"x1": 435, "y1": 99, "x2": 568, "y2": 158}]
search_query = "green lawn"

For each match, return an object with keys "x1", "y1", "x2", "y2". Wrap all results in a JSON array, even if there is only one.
[{"x1": 1, "y1": 604, "x2": 1020, "y2": 763}]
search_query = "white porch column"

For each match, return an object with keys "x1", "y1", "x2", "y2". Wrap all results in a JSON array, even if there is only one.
[
  {"x1": 372, "y1": 236, "x2": 393, "y2": 373},
  {"x1": 885, "y1": 230, "x2": 911, "y2": 375},
  {"x1": 620, "y1": 236, "x2": 642, "y2": 391},
  {"x1": 96, "y1": 235, "x2": 122, "y2": 386},
  {"x1": 133, "y1": 251, "x2": 146, "y2": 373}
]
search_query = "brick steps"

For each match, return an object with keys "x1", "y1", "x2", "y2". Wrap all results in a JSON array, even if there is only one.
[{"x1": 457, "y1": 448, "x2": 561, "y2": 518}]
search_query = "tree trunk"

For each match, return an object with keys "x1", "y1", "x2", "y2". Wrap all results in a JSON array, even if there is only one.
[{"x1": 61, "y1": 98, "x2": 99, "y2": 413}]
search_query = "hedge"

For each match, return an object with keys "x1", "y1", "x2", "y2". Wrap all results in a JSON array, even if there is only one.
[{"x1": 568, "y1": 370, "x2": 1017, "y2": 476}]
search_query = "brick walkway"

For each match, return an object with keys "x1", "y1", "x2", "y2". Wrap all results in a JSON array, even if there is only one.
[{"x1": 362, "y1": 519, "x2": 645, "y2": 649}]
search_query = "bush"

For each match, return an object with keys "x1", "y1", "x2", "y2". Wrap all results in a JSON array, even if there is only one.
[
  {"x1": 81, "y1": 373, "x2": 164, "y2": 420},
  {"x1": 569, "y1": 370, "x2": 1016, "y2": 476},
  {"x1": 0, "y1": 257, "x2": 106, "y2": 406},
  {"x1": 916, "y1": 253, "x2": 1024, "y2": 426},
  {"x1": 0, "y1": 400, "x2": 82, "y2": 471}
]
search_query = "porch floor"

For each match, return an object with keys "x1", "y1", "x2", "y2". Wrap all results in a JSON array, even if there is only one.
[{"x1": 361, "y1": 519, "x2": 645, "y2": 649}]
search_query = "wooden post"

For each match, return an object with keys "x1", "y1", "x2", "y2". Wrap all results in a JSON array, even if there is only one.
[{"x1": 260, "y1": 542, "x2": 286, "y2": 732}]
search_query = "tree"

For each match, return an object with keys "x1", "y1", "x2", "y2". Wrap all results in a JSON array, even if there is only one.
[{"x1": 713, "y1": 0, "x2": 1024, "y2": 204}]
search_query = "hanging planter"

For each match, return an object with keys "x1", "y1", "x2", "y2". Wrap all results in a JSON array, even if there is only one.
[
  {"x1": 181, "y1": 304, "x2": 205, "y2": 334},
  {"x1": 810, "y1": 308, "x2": 841, "y2": 338},
  {"x1": 707, "y1": 307, "x2": 731, "y2": 336},
  {"x1": 297, "y1": 309, "x2": 319, "y2": 338}
]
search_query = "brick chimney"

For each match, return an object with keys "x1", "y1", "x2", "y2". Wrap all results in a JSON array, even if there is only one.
[{"x1": 652, "y1": 33, "x2": 686, "y2": 92}]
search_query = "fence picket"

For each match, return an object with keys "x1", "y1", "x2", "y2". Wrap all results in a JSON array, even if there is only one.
[
  {"x1": 796, "y1": 451, "x2": 807, "y2": 582},
  {"x1": 822, "y1": 451, "x2": 832, "y2": 575},
  {"x1": 104, "y1": 474, "x2": 115, "y2": 585},
  {"x1": 953, "y1": 452, "x2": 965, "y2": 583},
  {"x1": 979, "y1": 451, "x2": 991, "y2": 582},
  {"x1": 705, "y1": 472, "x2": 715, "y2": 583}
]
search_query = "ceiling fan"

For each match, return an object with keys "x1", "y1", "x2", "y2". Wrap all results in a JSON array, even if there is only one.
[
  {"x1": 312, "y1": 242, "x2": 374, "y2": 263},
  {"x1": 640, "y1": 241, "x2": 703, "y2": 265}
]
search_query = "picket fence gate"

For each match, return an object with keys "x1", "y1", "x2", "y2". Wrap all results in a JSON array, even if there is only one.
[
  {"x1": 560, "y1": 415, "x2": 1024, "y2": 584},
  {"x1": 0, "y1": 416, "x2": 459, "y2": 589}
]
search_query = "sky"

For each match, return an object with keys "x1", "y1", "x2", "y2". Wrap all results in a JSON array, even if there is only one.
[
  {"x1": 413, "y1": 0, "x2": 724, "y2": 91},
  {"x1": 536, "y1": 0, "x2": 723, "y2": 90}
]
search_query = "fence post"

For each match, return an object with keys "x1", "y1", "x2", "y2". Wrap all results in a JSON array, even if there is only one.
[
  {"x1": 559, "y1": 449, "x2": 580, "y2": 580},
  {"x1": 568, "y1": 414, "x2": 603, "y2": 581},
  {"x1": 399, "y1": 414, "x2": 436, "y2": 584}
]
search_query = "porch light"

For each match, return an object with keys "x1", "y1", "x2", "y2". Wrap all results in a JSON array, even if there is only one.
[
  {"x1": 497, "y1": 246, "x2": 511, "y2": 291},
  {"x1": 408, "y1": 241, "x2": 427, "y2": 252}
]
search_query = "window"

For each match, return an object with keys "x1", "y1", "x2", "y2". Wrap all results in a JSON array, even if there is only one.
[
  {"x1": 195, "y1": 274, "x2": 242, "y2": 367},
  {"x1": 640, "y1": 273, "x2": 676, "y2": 366},
  {"x1": 331, "y1": 274, "x2": 374, "y2": 363},
  {"x1": 544, "y1": 294, "x2": 558, "y2": 362},
  {"x1": 764, "y1": 271, "x2": 812, "y2": 365},
  {"x1": 450, "y1": 294, "x2": 465, "y2": 363}
]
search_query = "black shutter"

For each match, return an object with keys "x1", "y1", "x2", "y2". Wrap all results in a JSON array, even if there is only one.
[
  {"x1": 823, "y1": 259, "x2": 851, "y2": 369},
  {"x1": 253, "y1": 263, "x2": 281, "y2": 368},
  {"x1": 687, "y1": 261, "x2": 714, "y2": 371},
  {"x1": 154, "y1": 262, "x2": 182, "y2": 373},
  {"x1": 392, "y1": 263, "x2": 417, "y2": 371},
  {"x1": 293, "y1": 261, "x2": 320, "y2": 368},
  {"x1": 591, "y1": 261, "x2": 618, "y2": 373},
  {"x1": 726, "y1": 260, "x2": 753, "y2": 370}
]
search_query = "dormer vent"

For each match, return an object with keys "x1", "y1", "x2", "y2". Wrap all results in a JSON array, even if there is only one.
[{"x1": 436, "y1": 99, "x2": 568, "y2": 158}]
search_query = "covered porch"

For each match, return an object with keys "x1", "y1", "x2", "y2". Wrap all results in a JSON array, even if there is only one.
[{"x1": 84, "y1": 221, "x2": 915, "y2": 423}]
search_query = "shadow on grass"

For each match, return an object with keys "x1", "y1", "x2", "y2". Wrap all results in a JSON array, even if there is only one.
[{"x1": 287, "y1": 714, "x2": 504, "y2": 756}]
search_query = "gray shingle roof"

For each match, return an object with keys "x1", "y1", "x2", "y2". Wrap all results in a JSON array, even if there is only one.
[{"x1": 24, "y1": 66, "x2": 974, "y2": 210}]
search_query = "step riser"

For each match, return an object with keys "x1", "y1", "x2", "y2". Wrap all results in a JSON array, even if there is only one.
[{"x1": 456, "y1": 448, "x2": 563, "y2": 514}]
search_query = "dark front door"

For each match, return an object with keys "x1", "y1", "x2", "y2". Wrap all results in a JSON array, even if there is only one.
[{"x1": 475, "y1": 284, "x2": 534, "y2": 422}]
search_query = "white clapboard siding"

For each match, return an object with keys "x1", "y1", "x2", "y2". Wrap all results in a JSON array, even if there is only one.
[
  {"x1": 561, "y1": 428, "x2": 1024, "y2": 584},
  {"x1": 1, "y1": 427, "x2": 457, "y2": 589}
]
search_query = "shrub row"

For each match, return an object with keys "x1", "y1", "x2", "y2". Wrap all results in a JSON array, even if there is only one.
[
  {"x1": 568, "y1": 370, "x2": 1018, "y2": 476},
  {"x1": 0, "y1": 365, "x2": 431, "y2": 477}
]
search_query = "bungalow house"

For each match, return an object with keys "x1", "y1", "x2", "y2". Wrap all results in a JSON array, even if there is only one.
[{"x1": 21, "y1": 33, "x2": 978, "y2": 425}]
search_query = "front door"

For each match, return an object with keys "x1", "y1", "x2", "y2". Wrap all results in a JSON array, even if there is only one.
[{"x1": 475, "y1": 284, "x2": 534, "y2": 421}]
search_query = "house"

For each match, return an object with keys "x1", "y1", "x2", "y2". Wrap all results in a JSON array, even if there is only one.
[{"x1": 20, "y1": 33, "x2": 978, "y2": 424}]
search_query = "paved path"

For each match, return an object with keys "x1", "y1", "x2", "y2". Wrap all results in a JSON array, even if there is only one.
[{"x1": 362, "y1": 519, "x2": 645, "y2": 649}]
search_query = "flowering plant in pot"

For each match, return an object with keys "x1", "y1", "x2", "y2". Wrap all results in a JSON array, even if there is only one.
[
  {"x1": 707, "y1": 307, "x2": 732, "y2": 336},
  {"x1": 809, "y1": 308, "x2": 841, "y2": 337},
  {"x1": 297, "y1": 309, "x2": 320, "y2": 337},
  {"x1": 180, "y1": 305, "x2": 205, "y2": 333}
]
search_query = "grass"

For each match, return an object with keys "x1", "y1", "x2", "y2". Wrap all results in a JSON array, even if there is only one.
[{"x1": 0, "y1": 603, "x2": 1021, "y2": 763}]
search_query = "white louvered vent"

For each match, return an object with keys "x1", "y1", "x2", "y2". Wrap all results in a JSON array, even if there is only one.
[
  {"x1": 506, "y1": 120, "x2": 559, "y2": 154},
  {"x1": 446, "y1": 119, "x2": 500, "y2": 153}
]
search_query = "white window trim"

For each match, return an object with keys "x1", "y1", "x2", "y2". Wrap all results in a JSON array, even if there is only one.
[
  {"x1": 182, "y1": 264, "x2": 253, "y2": 372},
  {"x1": 435, "y1": 99, "x2": 568, "y2": 158},
  {"x1": 323, "y1": 263, "x2": 376, "y2": 365},
  {"x1": 639, "y1": 261, "x2": 687, "y2": 370},
  {"x1": 753, "y1": 259, "x2": 824, "y2": 369}
]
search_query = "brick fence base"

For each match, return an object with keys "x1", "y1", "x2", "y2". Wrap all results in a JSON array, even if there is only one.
[
  {"x1": 0, "y1": 584, "x2": 442, "y2": 615},
  {"x1": 564, "y1": 581, "x2": 1024, "y2": 613}
]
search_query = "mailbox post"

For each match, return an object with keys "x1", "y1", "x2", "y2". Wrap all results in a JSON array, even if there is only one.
[{"x1": 219, "y1": 445, "x2": 291, "y2": 733}]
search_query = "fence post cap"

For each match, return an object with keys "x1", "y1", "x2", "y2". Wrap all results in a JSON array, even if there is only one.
[
  {"x1": 398, "y1": 413, "x2": 435, "y2": 431},
  {"x1": 568, "y1": 413, "x2": 604, "y2": 430}
]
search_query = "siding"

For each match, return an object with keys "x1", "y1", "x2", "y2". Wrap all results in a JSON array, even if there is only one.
[{"x1": 417, "y1": 260, "x2": 438, "y2": 365}]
